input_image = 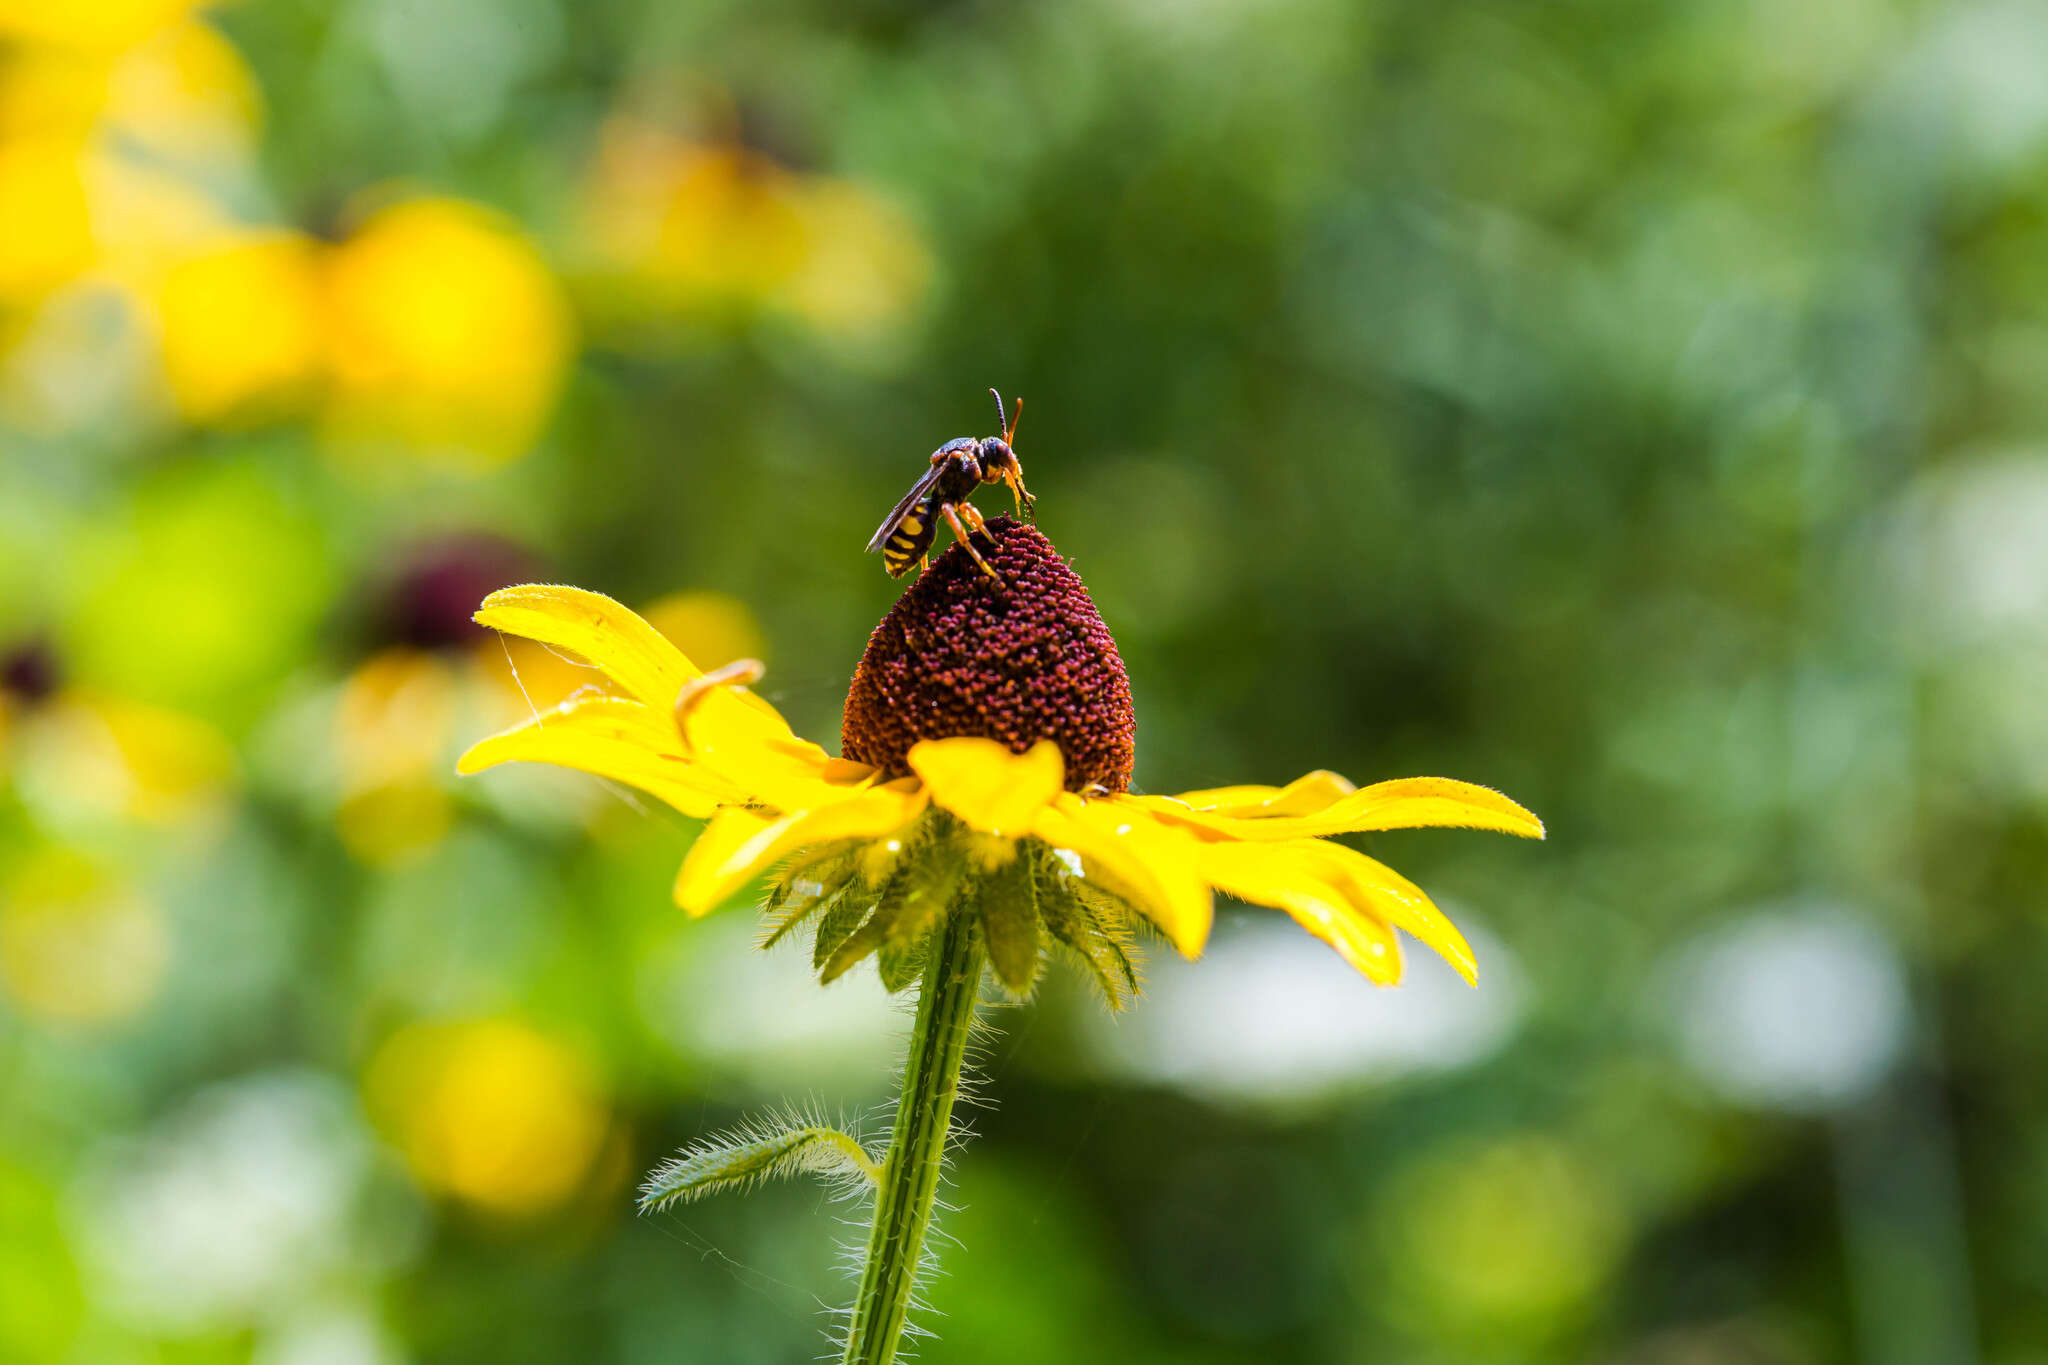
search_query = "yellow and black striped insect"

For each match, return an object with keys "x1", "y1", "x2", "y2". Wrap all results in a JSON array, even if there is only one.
[{"x1": 866, "y1": 389, "x2": 1036, "y2": 581}]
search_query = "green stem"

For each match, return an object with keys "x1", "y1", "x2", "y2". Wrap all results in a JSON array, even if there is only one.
[{"x1": 840, "y1": 908, "x2": 984, "y2": 1365}]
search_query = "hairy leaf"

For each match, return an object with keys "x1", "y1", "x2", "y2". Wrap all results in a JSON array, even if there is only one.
[{"x1": 639, "y1": 1116, "x2": 879, "y2": 1211}]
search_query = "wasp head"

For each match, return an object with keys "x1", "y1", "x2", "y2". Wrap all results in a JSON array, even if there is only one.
[{"x1": 976, "y1": 436, "x2": 1035, "y2": 519}]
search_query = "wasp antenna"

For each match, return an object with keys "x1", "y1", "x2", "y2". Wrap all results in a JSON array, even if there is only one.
[
  {"x1": 988, "y1": 387, "x2": 1007, "y2": 438},
  {"x1": 1008, "y1": 395, "x2": 1023, "y2": 446}
]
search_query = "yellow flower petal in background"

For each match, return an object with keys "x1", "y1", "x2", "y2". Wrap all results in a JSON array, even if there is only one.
[
  {"x1": 908, "y1": 738, "x2": 1063, "y2": 837},
  {"x1": 365, "y1": 1018, "x2": 609, "y2": 1218},
  {"x1": 0, "y1": 43, "x2": 114, "y2": 140},
  {"x1": 458, "y1": 695, "x2": 739, "y2": 818},
  {"x1": 323, "y1": 196, "x2": 572, "y2": 469},
  {"x1": 476, "y1": 584, "x2": 701, "y2": 710},
  {"x1": 641, "y1": 590, "x2": 767, "y2": 673},
  {"x1": 775, "y1": 178, "x2": 933, "y2": 345},
  {"x1": 150, "y1": 229, "x2": 322, "y2": 423},
  {"x1": 1034, "y1": 797, "x2": 1214, "y2": 957},
  {"x1": 671, "y1": 786, "x2": 927, "y2": 915},
  {"x1": 0, "y1": 0, "x2": 199, "y2": 52},
  {"x1": 102, "y1": 17, "x2": 263, "y2": 167},
  {"x1": 11, "y1": 690, "x2": 235, "y2": 828},
  {"x1": 0, "y1": 850, "x2": 169, "y2": 1027},
  {"x1": 0, "y1": 135, "x2": 94, "y2": 300},
  {"x1": 579, "y1": 126, "x2": 809, "y2": 310}
]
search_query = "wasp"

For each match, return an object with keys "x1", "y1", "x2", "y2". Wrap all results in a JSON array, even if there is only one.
[{"x1": 866, "y1": 389, "x2": 1036, "y2": 581}]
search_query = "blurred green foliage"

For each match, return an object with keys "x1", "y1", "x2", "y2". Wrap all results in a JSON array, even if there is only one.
[{"x1": 4, "y1": 0, "x2": 2047, "y2": 1362}]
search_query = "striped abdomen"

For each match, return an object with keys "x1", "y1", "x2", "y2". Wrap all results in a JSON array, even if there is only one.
[{"x1": 882, "y1": 496, "x2": 938, "y2": 577}]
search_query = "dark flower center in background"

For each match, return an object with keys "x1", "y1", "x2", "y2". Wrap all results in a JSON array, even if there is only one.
[
  {"x1": 1, "y1": 637, "x2": 60, "y2": 704},
  {"x1": 842, "y1": 518, "x2": 1136, "y2": 792},
  {"x1": 382, "y1": 534, "x2": 543, "y2": 650}
]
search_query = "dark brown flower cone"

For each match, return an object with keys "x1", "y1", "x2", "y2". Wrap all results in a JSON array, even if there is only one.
[{"x1": 842, "y1": 517, "x2": 1136, "y2": 793}]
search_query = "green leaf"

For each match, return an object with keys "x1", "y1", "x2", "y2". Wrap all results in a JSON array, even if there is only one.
[
  {"x1": 639, "y1": 1114, "x2": 879, "y2": 1212},
  {"x1": 980, "y1": 850, "x2": 1043, "y2": 995}
]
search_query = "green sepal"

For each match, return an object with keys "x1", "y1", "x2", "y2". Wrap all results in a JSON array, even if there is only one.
[
  {"x1": 1036, "y1": 849, "x2": 1141, "y2": 1010},
  {"x1": 813, "y1": 884, "x2": 879, "y2": 971},
  {"x1": 639, "y1": 1112, "x2": 879, "y2": 1212},
  {"x1": 761, "y1": 845, "x2": 862, "y2": 951},
  {"x1": 876, "y1": 935, "x2": 927, "y2": 992},
  {"x1": 821, "y1": 904, "x2": 897, "y2": 983},
  {"x1": 979, "y1": 849, "x2": 1043, "y2": 996},
  {"x1": 883, "y1": 823, "x2": 967, "y2": 953}
]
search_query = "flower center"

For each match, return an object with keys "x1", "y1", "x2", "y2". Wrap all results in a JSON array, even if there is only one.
[{"x1": 841, "y1": 517, "x2": 1136, "y2": 793}]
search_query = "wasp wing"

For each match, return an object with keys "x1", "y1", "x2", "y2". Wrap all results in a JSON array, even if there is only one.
[{"x1": 865, "y1": 463, "x2": 946, "y2": 553}]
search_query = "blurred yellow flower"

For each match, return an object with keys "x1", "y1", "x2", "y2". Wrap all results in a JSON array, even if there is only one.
[
  {"x1": 777, "y1": 179, "x2": 933, "y2": 343},
  {"x1": 0, "y1": 135, "x2": 95, "y2": 300},
  {"x1": 639, "y1": 590, "x2": 767, "y2": 673},
  {"x1": 324, "y1": 197, "x2": 574, "y2": 468},
  {"x1": 459, "y1": 566, "x2": 1541, "y2": 989},
  {"x1": 10, "y1": 690, "x2": 235, "y2": 827},
  {"x1": 100, "y1": 16, "x2": 262, "y2": 166},
  {"x1": 0, "y1": 17, "x2": 262, "y2": 305},
  {"x1": 332, "y1": 649, "x2": 459, "y2": 866},
  {"x1": 582, "y1": 124, "x2": 808, "y2": 310},
  {"x1": 0, "y1": 850, "x2": 169, "y2": 1027},
  {"x1": 578, "y1": 118, "x2": 930, "y2": 343},
  {"x1": 366, "y1": 1018, "x2": 610, "y2": 1218},
  {"x1": 150, "y1": 230, "x2": 323, "y2": 422},
  {"x1": 0, "y1": 47, "x2": 111, "y2": 142},
  {"x1": 0, "y1": 0, "x2": 200, "y2": 53}
]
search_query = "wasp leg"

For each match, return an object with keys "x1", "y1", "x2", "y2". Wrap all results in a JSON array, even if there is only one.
[
  {"x1": 1006, "y1": 470, "x2": 1037, "y2": 521},
  {"x1": 942, "y1": 503, "x2": 1001, "y2": 582}
]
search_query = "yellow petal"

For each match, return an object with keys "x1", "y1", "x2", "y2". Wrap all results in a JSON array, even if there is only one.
[
  {"x1": 908, "y1": 738, "x2": 1064, "y2": 836},
  {"x1": 1032, "y1": 797, "x2": 1213, "y2": 957},
  {"x1": 475, "y1": 584, "x2": 700, "y2": 711},
  {"x1": 1144, "y1": 775, "x2": 1543, "y2": 842},
  {"x1": 1321, "y1": 777, "x2": 1544, "y2": 839},
  {"x1": 1290, "y1": 839, "x2": 1479, "y2": 986},
  {"x1": 1172, "y1": 769, "x2": 1356, "y2": 815},
  {"x1": 671, "y1": 787, "x2": 928, "y2": 915},
  {"x1": 672, "y1": 807, "x2": 791, "y2": 913},
  {"x1": 456, "y1": 695, "x2": 741, "y2": 817},
  {"x1": 673, "y1": 680, "x2": 841, "y2": 814},
  {"x1": 1195, "y1": 840, "x2": 1405, "y2": 985}
]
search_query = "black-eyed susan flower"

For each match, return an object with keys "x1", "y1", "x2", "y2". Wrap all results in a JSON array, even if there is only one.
[
  {"x1": 460, "y1": 518, "x2": 1539, "y2": 998},
  {"x1": 456, "y1": 515, "x2": 1541, "y2": 1365}
]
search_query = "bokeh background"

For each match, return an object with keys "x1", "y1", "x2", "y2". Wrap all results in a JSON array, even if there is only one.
[{"x1": 3, "y1": 0, "x2": 2046, "y2": 1361}]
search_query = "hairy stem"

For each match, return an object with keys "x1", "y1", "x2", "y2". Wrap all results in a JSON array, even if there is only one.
[{"x1": 840, "y1": 909, "x2": 984, "y2": 1365}]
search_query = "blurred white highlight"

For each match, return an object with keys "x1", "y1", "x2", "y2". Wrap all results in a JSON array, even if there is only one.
[
  {"x1": 1668, "y1": 906, "x2": 1910, "y2": 1112},
  {"x1": 1082, "y1": 913, "x2": 1523, "y2": 1106}
]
